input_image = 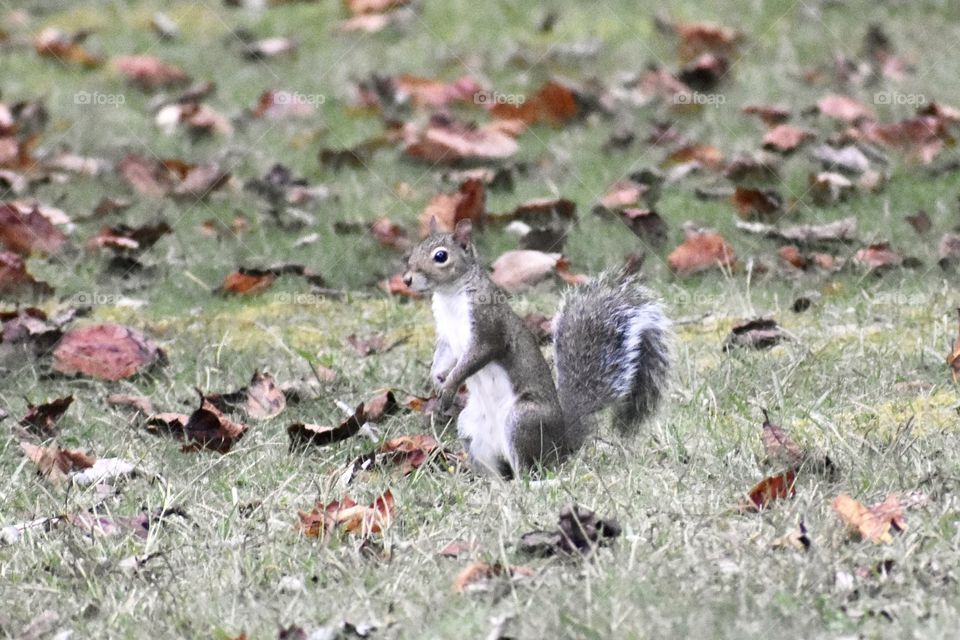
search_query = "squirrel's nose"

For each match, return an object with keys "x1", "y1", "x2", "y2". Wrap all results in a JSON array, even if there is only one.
[{"x1": 402, "y1": 273, "x2": 413, "y2": 287}]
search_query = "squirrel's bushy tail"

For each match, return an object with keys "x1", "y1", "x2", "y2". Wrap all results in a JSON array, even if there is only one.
[{"x1": 552, "y1": 272, "x2": 671, "y2": 434}]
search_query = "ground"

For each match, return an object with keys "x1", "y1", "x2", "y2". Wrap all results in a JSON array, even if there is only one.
[{"x1": 1, "y1": 1, "x2": 960, "y2": 638}]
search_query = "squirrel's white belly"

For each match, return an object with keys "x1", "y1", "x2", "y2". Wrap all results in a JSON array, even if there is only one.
[{"x1": 432, "y1": 290, "x2": 517, "y2": 472}]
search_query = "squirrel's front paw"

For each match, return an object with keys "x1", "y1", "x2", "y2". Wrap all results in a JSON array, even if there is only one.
[{"x1": 438, "y1": 384, "x2": 457, "y2": 411}]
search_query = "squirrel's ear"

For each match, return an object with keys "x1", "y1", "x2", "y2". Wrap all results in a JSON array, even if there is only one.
[
  {"x1": 428, "y1": 216, "x2": 439, "y2": 234},
  {"x1": 453, "y1": 219, "x2": 473, "y2": 249}
]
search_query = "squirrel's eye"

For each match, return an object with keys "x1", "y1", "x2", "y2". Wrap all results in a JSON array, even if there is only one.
[{"x1": 433, "y1": 250, "x2": 448, "y2": 264}]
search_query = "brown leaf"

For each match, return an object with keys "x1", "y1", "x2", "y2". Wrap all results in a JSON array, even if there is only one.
[
  {"x1": 742, "y1": 104, "x2": 791, "y2": 126},
  {"x1": 369, "y1": 217, "x2": 410, "y2": 249},
  {"x1": 112, "y1": 55, "x2": 189, "y2": 91},
  {"x1": 490, "y1": 249, "x2": 562, "y2": 291},
  {"x1": 854, "y1": 242, "x2": 903, "y2": 270},
  {"x1": 86, "y1": 221, "x2": 172, "y2": 253},
  {"x1": 376, "y1": 434, "x2": 462, "y2": 475},
  {"x1": 817, "y1": 95, "x2": 874, "y2": 123},
  {"x1": 243, "y1": 371, "x2": 286, "y2": 420},
  {"x1": 106, "y1": 393, "x2": 154, "y2": 415},
  {"x1": 731, "y1": 187, "x2": 783, "y2": 220},
  {"x1": 380, "y1": 272, "x2": 422, "y2": 298},
  {"x1": 674, "y1": 21, "x2": 742, "y2": 63},
  {"x1": 19, "y1": 396, "x2": 73, "y2": 438},
  {"x1": 403, "y1": 116, "x2": 518, "y2": 164},
  {"x1": 904, "y1": 210, "x2": 931, "y2": 235},
  {"x1": 155, "y1": 102, "x2": 233, "y2": 137},
  {"x1": 288, "y1": 403, "x2": 365, "y2": 448},
  {"x1": 297, "y1": 489, "x2": 395, "y2": 540},
  {"x1": 20, "y1": 441, "x2": 95, "y2": 484},
  {"x1": 832, "y1": 494, "x2": 906, "y2": 544},
  {"x1": 364, "y1": 390, "x2": 399, "y2": 423},
  {"x1": 392, "y1": 74, "x2": 481, "y2": 109},
  {"x1": 741, "y1": 470, "x2": 796, "y2": 512},
  {"x1": 519, "y1": 504, "x2": 622, "y2": 557},
  {"x1": 808, "y1": 171, "x2": 854, "y2": 205},
  {"x1": 762, "y1": 124, "x2": 815, "y2": 153},
  {"x1": 0, "y1": 202, "x2": 66, "y2": 255},
  {"x1": 419, "y1": 179, "x2": 485, "y2": 236},
  {"x1": 857, "y1": 116, "x2": 950, "y2": 164},
  {"x1": 438, "y1": 541, "x2": 480, "y2": 558},
  {"x1": 597, "y1": 178, "x2": 649, "y2": 210},
  {"x1": 948, "y1": 309, "x2": 960, "y2": 382},
  {"x1": 489, "y1": 80, "x2": 580, "y2": 126},
  {"x1": 724, "y1": 318, "x2": 786, "y2": 351},
  {"x1": 663, "y1": 143, "x2": 724, "y2": 171},
  {"x1": 53, "y1": 323, "x2": 162, "y2": 381},
  {"x1": 452, "y1": 561, "x2": 534, "y2": 593},
  {"x1": 218, "y1": 269, "x2": 276, "y2": 295},
  {"x1": 778, "y1": 245, "x2": 809, "y2": 270},
  {"x1": 760, "y1": 410, "x2": 804, "y2": 467},
  {"x1": 170, "y1": 395, "x2": 249, "y2": 453},
  {"x1": 33, "y1": 28, "x2": 103, "y2": 68},
  {"x1": 0, "y1": 250, "x2": 52, "y2": 295},
  {"x1": 667, "y1": 229, "x2": 736, "y2": 275},
  {"x1": 494, "y1": 197, "x2": 577, "y2": 225},
  {"x1": 735, "y1": 217, "x2": 857, "y2": 244}
]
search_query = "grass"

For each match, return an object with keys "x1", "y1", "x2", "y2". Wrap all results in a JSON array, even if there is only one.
[{"x1": 2, "y1": 0, "x2": 960, "y2": 638}]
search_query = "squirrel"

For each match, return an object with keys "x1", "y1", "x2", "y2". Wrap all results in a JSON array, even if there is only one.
[{"x1": 401, "y1": 219, "x2": 671, "y2": 478}]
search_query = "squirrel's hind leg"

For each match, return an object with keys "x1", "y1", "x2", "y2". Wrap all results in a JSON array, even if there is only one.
[{"x1": 509, "y1": 402, "x2": 567, "y2": 470}]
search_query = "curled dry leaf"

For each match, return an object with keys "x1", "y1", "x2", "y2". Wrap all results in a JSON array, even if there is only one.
[
  {"x1": 832, "y1": 494, "x2": 911, "y2": 544},
  {"x1": 20, "y1": 441, "x2": 94, "y2": 484},
  {"x1": 288, "y1": 403, "x2": 365, "y2": 448},
  {"x1": 107, "y1": 393, "x2": 154, "y2": 415},
  {"x1": 370, "y1": 217, "x2": 410, "y2": 250},
  {"x1": 663, "y1": 143, "x2": 724, "y2": 171},
  {"x1": 596, "y1": 178, "x2": 649, "y2": 210},
  {"x1": 0, "y1": 202, "x2": 66, "y2": 255},
  {"x1": 760, "y1": 410, "x2": 804, "y2": 467},
  {"x1": 218, "y1": 269, "x2": 275, "y2": 295},
  {"x1": 519, "y1": 504, "x2": 622, "y2": 557},
  {"x1": 297, "y1": 489, "x2": 395, "y2": 540},
  {"x1": 857, "y1": 116, "x2": 951, "y2": 165},
  {"x1": 33, "y1": 27, "x2": 103, "y2": 68},
  {"x1": 731, "y1": 187, "x2": 783, "y2": 220},
  {"x1": 390, "y1": 74, "x2": 481, "y2": 109},
  {"x1": 87, "y1": 221, "x2": 172, "y2": 253},
  {"x1": 377, "y1": 434, "x2": 463, "y2": 475},
  {"x1": 616, "y1": 208, "x2": 668, "y2": 247},
  {"x1": 0, "y1": 251, "x2": 52, "y2": 295},
  {"x1": 723, "y1": 318, "x2": 786, "y2": 351},
  {"x1": 673, "y1": 21, "x2": 742, "y2": 62},
  {"x1": 19, "y1": 396, "x2": 73, "y2": 438},
  {"x1": 53, "y1": 323, "x2": 161, "y2": 381},
  {"x1": 147, "y1": 395, "x2": 248, "y2": 453},
  {"x1": 419, "y1": 178, "x2": 485, "y2": 236},
  {"x1": 742, "y1": 104, "x2": 791, "y2": 126},
  {"x1": 490, "y1": 249, "x2": 562, "y2": 291},
  {"x1": 489, "y1": 80, "x2": 580, "y2": 126},
  {"x1": 735, "y1": 217, "x2": 857, "y2": 244},
  {"x1": 740, "y1": 470, "x2": 796, "y2": 512},
  {"x1": 668, "y1": 229, "x2": 736, "y2": 275},
  {"x1": 854, "y1": 242, "x2": 903, "y2": 270},
  {"x1": 452, "y1": 560, "x2": 535, "y2": 594},
  {"x1": 762, "y1": 124, "x2": 815, "y2": 153},
  {"x1": 403, "y1": 116, "x2": 518, "y2": 164},
  {"x1": 817, "y1": 94, "x2": 874, "y2": 123},
  {"x1": 112, "y1": 55, "x2": 189, "y2": 91},
  {"x1": 947, "y1": 309, "x2": 960, "y2": 382},
  {"x1": 492, "y1": 197, "x2": 577, "y2": 225}
]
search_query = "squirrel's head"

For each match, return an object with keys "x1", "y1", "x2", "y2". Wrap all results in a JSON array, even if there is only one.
[{"x1": 402, "y1": 218, "x2": 477, "y2": 293}]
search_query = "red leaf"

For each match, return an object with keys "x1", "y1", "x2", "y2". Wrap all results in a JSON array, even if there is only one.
[
  {"x1": 742, "y1": 470, "x2": 796, "y2": 511},
  {"x1": 53, "y1": 323, "x2": 162, "y2": 381}
]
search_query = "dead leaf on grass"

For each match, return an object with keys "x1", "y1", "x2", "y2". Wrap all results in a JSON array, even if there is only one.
[
  {"x1": 53, "y1": 323, "x2": 162, "y2": 381},
  {"x1": 832, "y1": 493, "x2": 913, "y2": 544},
  {"x1": 452, "y1": 560, "x2": 535, "y2": 593},
  {"x1": 18, "y1": 396, "x2": 73, "y2": 437},
  {"x1": 519, "y1": 504, "x2": 621, "y2": 557},
  {"x1": 112, "y1": 55, "x2": 189, "y2": 91},
  {"x1": 288, "y1": 403, "x2": 365, "y2": 448},
  {"x1": 948, "y1": 309, "x2": 960, "y2": 381},
  {"x1": 297, "y1": 489, "x2": 395, "y2": 540},
  {"x1": 667, "y1": 228, "x2": 736, "y2": 275},
  {"x1": 723, "y1": 319, "x2": 787, "y2": 351},
  {"x1": 490, "y1": 249, "x2": 563, "y2": 291},
  {"x1": 740, "y1": 470, "x2": 797, "y2": 512},
  {"x1": 419, "y1": 178, "x2": 485, "y2": 236}
]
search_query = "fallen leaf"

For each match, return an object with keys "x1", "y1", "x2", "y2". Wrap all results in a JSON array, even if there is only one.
[
  {"x1": 779, "y1": 245, "x2": 808, "y2": 270},
  {"x1": 346, "y1": 333, "x2": 389, "y2": 356},
  {"x1": 492, "y1": 197, "x2": 577, "y2": 225},
  {"x1": 53, "y1": 323, "x2": 162, "y2": 381},
  {"x1": 597, "y1": 178, "x2": 649, "y2": 210},
  {"x1": 812, "y1": 144, "x2": 871, "y2": 174},
  {"x1": 857, "y1": 115, "x2": 951, "y2": 164},
  {"x1": 0, "y1": 250, "x2": 52, "y2": 295},
  {"x1": 33, "y1": 27, "x2": 102, "y2": 68},
  {"x1": 106, "y1": 393, "x2": 154, "y2": 415},
  {"x1": 519, "y1": 504, "x2": 621, "y2": 557},
  {"x1": 832, "y1": 494, "x2": 907, "y2": 544},
  {"x1": 668, "y1": 229, "x2": 736, "y2": 275},
  {"x1": 762, "y1": 124, "x2": 815, "y2": 153},
  {"x1": 735, "y1": 217, "x2": 857, "y2": 244},
  {"x1": 742, "y1": 103, "x2": 791, "y2": 126},
  {"x1": 489, "y1": 80, "x2": 581, "y2": 126},
  {"x1": 419, "y1": 178, "x2": 485, "y2": 236},
  {"x1": 403, "y1": 115, "x2": 518, "y2": 164},
  {"x1": 771, "y1": 520, "x2": 811, "y2": 551},
  {"x1": 380, "y1": 272, "x2": 422, "y2": 298},
  {"x1": 87, "y1": 221, "x2": 172, "y2": 253},
  {"x1": 364, "y1": 390, "x2": 400, "y2": 422},
  {"x1": 438, "y1": 541, "x2": 480, "y2": 557},
  {"x1": 723, "y1": 153, "x2": 781, "y2": 183},
  {"x1": 0, "y1": 202, "x2": 66, "y2": 255},
  {"x1": 218, "y1": 269, "x2": 276, "y2": 295},
  {"x1": 723, "y1": 318, "x2": 786, "y2": 351},
  {"x1": 20, "y1": 441, "x2": 94, "y2": 484},
  {"x1": 818, "y1": 94, "x2": 874, "y2": 123},
  {"x1": 370, "y1": 217, "x2": 411, "y2": 249},
  {"x1": 904, "y1": 210, "x2": 931, "y2": 234},
  {"x1": 297, "y1": 489, "x2": 395, "y2": 540},
  {"x1": 809, "y1": 172, "x2": 854, "y2": 205},
  {"x1": 243, "y1": 36, "x2": 297, "y2": 60},
  {"x1": 18, "y1": 396, "x2": 73, "y2": 438},
  {"x1": 288, "y1": 403, "x2": 365, "y2": 448},
  {"x1": 112, "y1": 55, "x2": 189, "y2": 91},
  {"x1": 731, "y1": 187, "x2": 783, "y2": 220},
  {"x1": 153, "y1": 394, "x2": 248, "y2": 453},
  {"x1": 947, "y1": 309, "x2": 960, "y2": 381},
  {"x1": 67, "y1": 505, "x2": 186, "y2": 539},
  {"x1": 452, "y1": 560, "x2": 535, "y2": 593},
  {"x1": 490, "y1": 249, "x2": 562, "y2": 291},
  {"x1": 760, "y1": 410, "x2": 804, "y2": 467},
  {"x1": 854, "y1": 242, "x2": 903, "y2": 270},
  {"x1": 376, "y1": 434, "x2": 462, "y2": 475},
  {"x1": 391, "y1": 74, "x2": 481, "y2": 109},
  {"x1": 674, "y1": 21, "x2": 742, "y2": 63},
  {"x1": 663, "y1": 143, "x2": 724, "y2": 171},
  {"x1": 741, "y1": 470, "x2": 796, "y2": 511}
]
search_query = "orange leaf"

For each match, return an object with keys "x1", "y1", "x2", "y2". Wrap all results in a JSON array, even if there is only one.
[
  {"x1": 667, "y1": 229, "x2": 736, "y2": 275},
  {"x1": 742, "y1": 470, "x2": 796, "y2": 511},
  {"x1": 832, "y1": 494, "x2": 896, "y2": 544}
]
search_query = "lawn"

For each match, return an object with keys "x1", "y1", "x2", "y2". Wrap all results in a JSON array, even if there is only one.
[{"x1": 1, "y1": 0, "x2": 960, "y2": 638}]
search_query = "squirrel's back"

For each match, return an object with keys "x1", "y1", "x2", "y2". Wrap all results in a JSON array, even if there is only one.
[{"x1": 552, "y1": 272, "x2": 671, "y2": 433}]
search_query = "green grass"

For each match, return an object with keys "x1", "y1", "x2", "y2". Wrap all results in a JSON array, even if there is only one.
[{"x1": 2, "y1": 0, "x2": 960, "y2": 638}]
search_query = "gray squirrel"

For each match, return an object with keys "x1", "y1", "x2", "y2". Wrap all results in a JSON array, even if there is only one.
[{"x1": 401, "y1": 219, "x2": 671, "y2": 477}]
